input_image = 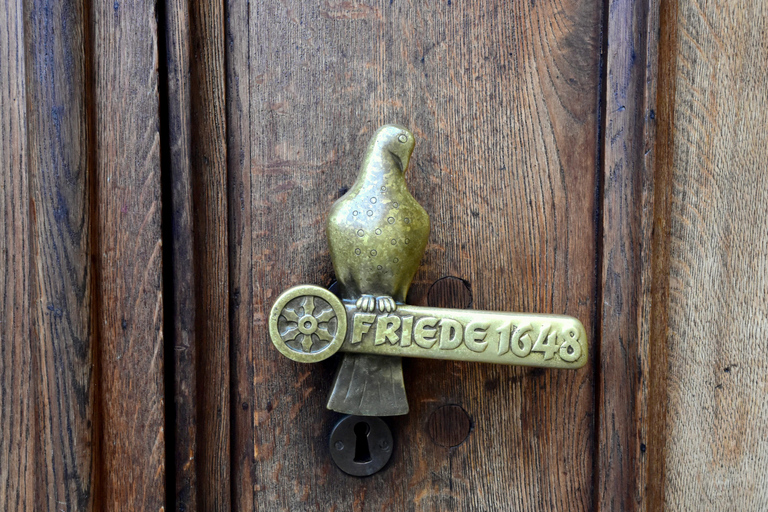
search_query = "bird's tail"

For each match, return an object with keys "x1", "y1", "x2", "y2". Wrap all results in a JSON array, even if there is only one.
[{"x1": 327, "y1": 353, "x2": 409, "y2": 416}]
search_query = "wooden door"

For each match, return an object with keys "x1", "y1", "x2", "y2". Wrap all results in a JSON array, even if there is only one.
[
  {"x1": 200, "y1": 0, "x2": 620, "y2": 508},
  {"x1": 3, "y1": 0, "x2": 767, "y2": 510},
  {"x1": 227, "y1": 1, "x2": 601, "y2": 510}
]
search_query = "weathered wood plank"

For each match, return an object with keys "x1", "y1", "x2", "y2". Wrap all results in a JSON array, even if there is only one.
[
  {"x1": 0, "y1": 0, "x2": 33, "y2": 508},
  {"x1": 234, "y1": 1, "x2": 601, "y2": 509},
  {"x1": 23, "y1": 1, "x2": 96, "y2": 509},
  {"x1": 646, "y1": 0, "x2": 679, "y2": 508},
  {"x1": 598, "y1": 0, "x2": 660, "y2": 509},
  {"x1": 162, "y1": 0, "x2": 231, "y2": 508},
  {"x1": 187, "y1": 4, "x2": 231, "y2": 508},
  {"x1": 92, "y1": 0, "x2": 166, "y2": 507},
  {"x1": 656, "y1": 0, "x2": 768, "y2": 508},
  {"x1": 225, "y1": 0, "x2": 254, "y2": 508},
  {"x1": 165, "y1": 2, "x2": 231, "y2": 510},
  {"x1": 161, "y1": 0, "x2": 198, "y2": 507}
]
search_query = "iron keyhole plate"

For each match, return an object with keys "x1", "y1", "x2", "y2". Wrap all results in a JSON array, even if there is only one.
[{"x1": 330, "y1": 415, "x2": 393, "y2": 476}]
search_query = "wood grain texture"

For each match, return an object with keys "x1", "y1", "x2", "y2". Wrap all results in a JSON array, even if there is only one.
[
  {"x1": 598, "y1": 0, "x2": 660, "y2": 509},
  {"x1": 646, "y1": 0, "x2": 678, "y2": 508},
  {"x1": 162, "y1": 0, "x2": 231, "y2": 508},
  {"x1": 233, "y1": 1, "x2": 601, "y2": 509},
  {"x1": 162, "y1": 0, "x2": 198, "y2": 507},
  {"x1": 657, "y1": 0, "x2": 768, "y2": 508},
  {"x1": 92, "y1": 0, "x2": 166, "y2": 508},
  {"x1": 226, "y1": 0, "x2": 254, "y2": 508},
  {"x1": 0, "y1": 0, "x2": 34, "y2": 508},
  {"x1": 24, "y1": 1, "x2": 96, "y2": 509},
  {"x1": 188, "y1": 3, "x2": 230, "y2": 508}
]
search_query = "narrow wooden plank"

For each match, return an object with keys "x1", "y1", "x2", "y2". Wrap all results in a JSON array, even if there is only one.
[
  {"x1": 162, "y1": 0, "x2": 231, "y2": 507},
  {"x1": 0, "y1": 0, "x2": 34, "y2": 508},
  {"x1": 225, "y1": 0, "x2": 254, "y2": 509},
  {"x1": 23, "y1": 1, "x2": 96, "y2": 509},
  {"x1": 234, "y1": 1, "x2": 601, "y2": 509},
  {"x1": 92, "y1": 1, "x2": 166, "y2": 507},
  {"x1": 188, "y1": 1, "x2": 231, "y2": 509},
  {"x1": 656, "y1": 0, "x2": 768, "y2": 508},
  {"x1": 161, "y1": 0, "x2": 198, "y2": 507},
  {"x1": 646, "y1": 0, "x2": 679, "y2": 507},
  {"x1": 598, "y1": 0, "x2": 660, "y2": 509}
]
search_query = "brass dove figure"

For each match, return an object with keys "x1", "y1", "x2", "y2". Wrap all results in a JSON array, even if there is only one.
[{"x1": 326, "y1": 124, "x2": 429, "y2": 416}]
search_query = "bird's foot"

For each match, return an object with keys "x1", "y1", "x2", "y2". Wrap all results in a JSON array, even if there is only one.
[
  {"x1": 376, "y1": 296, "x2": 397, "y2": 313},
  {"x1": 355, "y1": 295, "x2": 397, "y2": 313},
  {"x1": 356, "y1": 295, "x2": 377, "y2": 312}
]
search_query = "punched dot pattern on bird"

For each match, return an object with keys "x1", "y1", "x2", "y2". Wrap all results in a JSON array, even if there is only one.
[
  {"x1": 344, "y1": 188, "x2": 425, "y2": 268},
  {"x1": 327, "y1": 152, "x2": 429, "y2": 302}
]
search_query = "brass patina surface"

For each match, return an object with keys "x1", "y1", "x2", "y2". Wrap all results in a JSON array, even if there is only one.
[
  {"x1": 267, "y1": 124, "x2": 589, "y2": 417},
  {"x1": 268, "y1": 285, "x2": 348, "y2": 363},
  {"x1": 270, "y1": 285, "x2": 588, "y2": 369},
  {"x1": 326, "y1": 124, "x2": 428, "y2": 306},
  {"x1": 325, "y1": 124, "x2": 428, "y2": 416}
]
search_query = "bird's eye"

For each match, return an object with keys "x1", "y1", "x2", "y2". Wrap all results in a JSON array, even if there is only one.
[{"x1": 398, "y1": 134, "x2": 408, "y2": 143}]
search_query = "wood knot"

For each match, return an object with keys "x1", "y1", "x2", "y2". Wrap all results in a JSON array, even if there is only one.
[
  {"x1": 427, "y1": 276, "x2": 472, "y2": 309},
  {"x1": 427, "y1": 404, "x2": 472, "y2": 447}
]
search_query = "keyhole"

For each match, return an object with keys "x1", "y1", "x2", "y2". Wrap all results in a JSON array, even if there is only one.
[
  {"x1": 353, "y1": 421, "x2": 372, "y2": 463},
  {"x1": 330, "y1": 415, "x2": 393, "y2": 476}
]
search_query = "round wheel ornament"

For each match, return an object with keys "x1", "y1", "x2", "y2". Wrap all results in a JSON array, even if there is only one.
[{"x1": 268, "y1": 285, "x2": 347, "y2": 363}]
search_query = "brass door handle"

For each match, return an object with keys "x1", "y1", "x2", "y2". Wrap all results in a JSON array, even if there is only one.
[
  {"x1": 270, "y1": 284, "x2": 586, "y2": 368},
  {"x1": 268, "y1": 125, "x2": 588, "y2": 417}
]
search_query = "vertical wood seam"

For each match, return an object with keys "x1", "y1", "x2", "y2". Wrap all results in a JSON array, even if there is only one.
[
  {"x1": 592, "y1": 0, "x2": 610, "y2": 504},
  {"x1": 155, "y1": 0, "x2": 178, "y2": 508},
  {"x1": 84, "y1": 0, "x2": 102, "y2": 506}
]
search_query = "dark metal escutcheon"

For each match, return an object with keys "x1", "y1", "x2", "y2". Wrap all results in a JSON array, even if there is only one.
[{"x1": 329, "y1": 415, "x2": 393, "y2": 476}]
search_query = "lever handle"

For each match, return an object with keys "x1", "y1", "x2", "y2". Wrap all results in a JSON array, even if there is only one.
[{"x1": 269, "y1": 284, "x2": 587, "y2": 368}]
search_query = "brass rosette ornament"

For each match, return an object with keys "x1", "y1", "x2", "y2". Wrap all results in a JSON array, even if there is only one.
[{"x1": 269, "y1": 285, "x2": 347, "y2": 363}]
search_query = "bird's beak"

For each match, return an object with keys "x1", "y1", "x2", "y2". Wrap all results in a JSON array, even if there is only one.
[
  {"x1": 388, "y1": 150, "x2": 404, "y2": 172},
  {"x1": 401, "y1": 154, "x2": 411, "y2": 172}
]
